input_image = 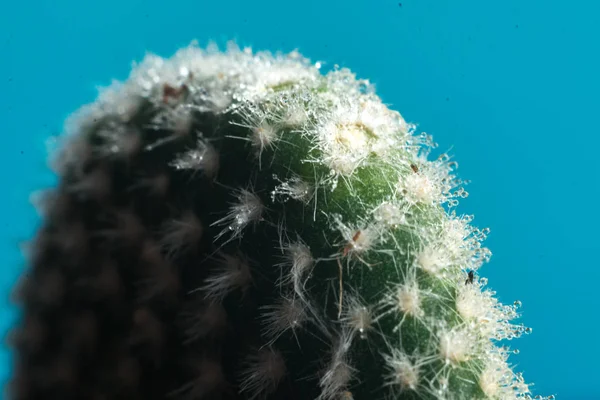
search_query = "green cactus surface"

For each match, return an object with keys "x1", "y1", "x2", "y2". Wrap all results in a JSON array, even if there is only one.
[{"x1": 10, "y1": 41, "x2": 551, "y2": 400}]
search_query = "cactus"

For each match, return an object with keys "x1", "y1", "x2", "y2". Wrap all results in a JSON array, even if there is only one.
[{"x1": 10, "y1": 41, "x2": 550, "y2": 400}]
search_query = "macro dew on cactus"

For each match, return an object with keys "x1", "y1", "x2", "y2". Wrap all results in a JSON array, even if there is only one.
[{"x1": 9, "y1": 40, "x2": 550, "y2": 400}]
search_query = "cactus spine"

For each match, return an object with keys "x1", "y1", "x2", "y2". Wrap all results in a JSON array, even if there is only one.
[{"x1": 11, "y1": 41, "x2": 549, "y2": 400}]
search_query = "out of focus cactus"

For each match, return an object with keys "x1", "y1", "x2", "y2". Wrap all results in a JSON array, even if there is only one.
[{"x1": 10, "y1": 41, "x2": 550, "y2": 400}]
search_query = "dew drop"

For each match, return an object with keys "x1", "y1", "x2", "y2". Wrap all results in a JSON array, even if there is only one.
[
  {"x1": 525, "y1": 327, "x2": 533, "y2": 334},
  {"x1": 514, "y1": 300, "x2": 522, "y2": 308}
]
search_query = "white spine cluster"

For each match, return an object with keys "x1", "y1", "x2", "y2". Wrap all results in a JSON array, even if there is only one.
[
  {"x1": 318, "y1": 328, "x2": 355, "y2": 400},
  {"x1": 260, "y1": 296, "x2": 307, "y2": 344},
  {"x1": 276, "y1": 240, "x2": 315, "y2": 298},
  {"x1": 159, "y1": 210, "x2": 203, "y2": 258},
  {"x1": 211, "y1": 188, "x2": 264, "y2": 243},
  {"x1": 238, "y1": 348, "x2": 287, "y2": 400},
  {"x1": 196, "y1": 251, "x2": 253, "y2": 302},
  {"x1": 383, "y1": 348, "x2": 424, "y2": 395},
  {"x1": 340, "y1": 294, "x2": 373, "y2": 340},
  {"x1": 170, "y1": 138, "x2": 220, "y2": 180}
]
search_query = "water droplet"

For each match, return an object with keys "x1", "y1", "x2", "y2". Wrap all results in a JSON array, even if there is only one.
[
  {"x1": 437, "y1": 153, "x2": 450, "y2": 162},
  {"x1": 480, "y1": 277, "x2": 488, "y2": 286},
  {"x1": 513, "y1": 349, "x2": 520, "y2": 354},
  {"x1": 516, "y1": 372, "x2": 524, "y2": 381},
  {"x1": 549, "y1": 395, "x2": 556, "y2": 399},
  {"x1": 525, "y1": 327, "x2": 533, "y2": 334},
  {"x1": 514, "y1": 300, "x2": 522, "y2": 307}
]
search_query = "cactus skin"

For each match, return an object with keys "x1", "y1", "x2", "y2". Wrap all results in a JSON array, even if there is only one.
[{"x1": 9, "y1": 41, "x2": 550, "y2": 400}]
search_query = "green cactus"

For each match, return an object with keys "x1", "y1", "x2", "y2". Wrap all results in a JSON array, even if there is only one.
[{"x1": 10, "y1": 41, "x2": 551, "y2": 400}]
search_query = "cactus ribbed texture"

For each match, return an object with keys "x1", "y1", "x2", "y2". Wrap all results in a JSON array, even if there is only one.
[{"x1": 10, "y1": 41, "x2": 550, "y2": 400}]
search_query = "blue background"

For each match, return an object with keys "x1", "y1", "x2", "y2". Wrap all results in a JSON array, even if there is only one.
[{"x1": 1, "y1": 0, "x2": 598, "y2": 398}]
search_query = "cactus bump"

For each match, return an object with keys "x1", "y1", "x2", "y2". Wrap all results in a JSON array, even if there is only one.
[{"x1": 9, "y1": 41, "x2": 551, "y2": 400}]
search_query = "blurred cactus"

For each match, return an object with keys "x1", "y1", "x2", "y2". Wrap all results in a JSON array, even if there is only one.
[{"x1": 9, "y1": 41, "x2": 549, "y2": 400}]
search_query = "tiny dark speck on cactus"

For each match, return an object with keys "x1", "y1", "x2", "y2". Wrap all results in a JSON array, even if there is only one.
[{"x1": 9, "y1": 40, "x2": 548, "y2": 400}]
